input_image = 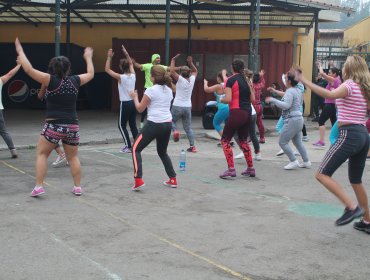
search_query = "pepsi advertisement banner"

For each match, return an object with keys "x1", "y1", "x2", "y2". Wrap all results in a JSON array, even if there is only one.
[{"x1": 0, "y1": 43, "x2": 84, "y2": 109}]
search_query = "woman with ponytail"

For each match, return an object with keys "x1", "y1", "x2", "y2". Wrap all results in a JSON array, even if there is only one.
[
  {"x1": 129, "y1": 65, "x2": 177, "y2": 190},
  {"x1": 296, "y1": 55, "x2": 370, "y2": 232},
  {"x1": 219, "y1": 60, "x2": 256, "y2": 179}
]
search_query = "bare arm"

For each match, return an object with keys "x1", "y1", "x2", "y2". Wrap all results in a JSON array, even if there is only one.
[
  {"x1": 133, "y1": 60, "x2": 143, "y2": 70},
  {"x1": 299, "y1": 75, "x2": 348, "y2": 100},
  {"x1": 15, "y1": 38, "x2": 50, "y2": 86},
  {"x1": 129, "y1": 90, "x2": 150, "y2": 113},
  {"x1": 79, "y1": 47, "x2": 94, "y2": 86},
  {"x1": 221, "y1": 87, "x2": 232, "y2": 104},
  {"x1": 38, "y1": 84, "x2": 47, "y2": 100},
  {"x1": 170, "y1": 54, "x2": 180, "y2": 81},
  {"x1": 204, "y1": 80, "x2": 223, "y2": 94},
  {"x1": 0, "y1": 64, "x2": 21, "y2": 84},
  {"x1": 317, "y1": 61, "x2": 335, "y2": 84},
  {"x1": 105, "y1": 49, "x2": 121, "y2": 82},
  {"x1": 187, "y1": 56, "x2": 198, "y2": 77},
  {"x1": 122, "y1": 45, "x2": 135, "y2": 74}
]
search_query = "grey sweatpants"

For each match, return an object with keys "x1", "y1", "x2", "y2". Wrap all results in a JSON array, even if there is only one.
[
  {"x1": 171, "y1": 105, "x2": 195, "y2": 146},
  {"x1": 0, "y1": 110, "x2": 15, "y2": 150},
  {"x1": 279, "y1": 117, "x2": 309, "y2": 162}
]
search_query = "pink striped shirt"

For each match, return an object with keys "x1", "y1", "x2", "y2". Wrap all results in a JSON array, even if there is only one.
[{"x1": 335, "y1": 79, "x2": 367, "y2": 125}]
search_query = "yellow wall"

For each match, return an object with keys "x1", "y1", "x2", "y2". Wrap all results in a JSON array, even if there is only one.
[
  {"x1": 0, "y1": 23, "x2": 313, "y2": 114},
  {"x1": 1, "y1": 23, "x2": 297, "y2": 71},
  {"x1": 344, "y1": 16, "x2": 370, "y2": 47}
]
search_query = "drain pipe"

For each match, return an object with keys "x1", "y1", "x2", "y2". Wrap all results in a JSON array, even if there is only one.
[{"x1": 293, "y1": 28, "x2": 308, "y2": 65}]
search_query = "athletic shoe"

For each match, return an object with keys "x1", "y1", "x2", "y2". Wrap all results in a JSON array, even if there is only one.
[
  {"x1": 313, "y1": 140, "x2": 325, "y2": 149},
  {"x1": 10, "y1": 149, "x2": 18, "y2": 159},
  {"x1": 132, "y1": 178, "x2": 145, "y2": 191},
  {"x1": 219, "y1": 168, "x2": 236, "y2": 179},
  {"x1": 187, "y1": 146, "x2": 197, "y2": 153},
  {"x1": 335, "y1": 206, "x2": 364, "y2": 226},
  {"x1": 52, "y1": 156, "x2": 68, "y2": 168},
  {"x1": 353, "y1": 219, "x2": 370, "y2": 234},
  {"x1": 259, "y1": 138, "x2": 266, "y2": 144},
  {"x1": 71, "y1": 186, "x2": 82, "y2": 196},
  {"x1": 234, "y1": 152, "x2": 244, "y2": 159},
  {"x1": 299, "y1": 161, "x2": 311, "y2": 169},
  {"x1": 241, "y1": 167, "x2": 256, "y2": 177},
  {"x1": 284, "y1": 160, "x2": 300, "y2": 170},
  {"x1": 302, "y1": 136, "x2": 309, "y2": 142},
  {"x1": 276, "y1": 149, "x2": 284, "y2": 156},
  {"x1": 30, "y1": 186, "x2": 45, "y2": 197},
  {"x1": 173, "y1": 130, "x2": 180, "y2": 142},
  {"x1": 163, "y1": 177, "x2": 178, "y2": 188},
  {"x1": 254, "y1": 153, "x2": 262, "y2": 161},
  {"x1": 120, "y1": 146, "x2": 132, "y2": 153}
]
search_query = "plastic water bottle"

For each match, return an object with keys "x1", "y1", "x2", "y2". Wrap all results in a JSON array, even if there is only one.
[{"x1": 179, "y1": 149, "x2": 186, "y2": 172}]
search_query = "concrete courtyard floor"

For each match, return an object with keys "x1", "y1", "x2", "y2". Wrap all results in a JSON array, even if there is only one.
[{"x1": 1, "y1": 127, "x2": 369, "y2": 280}]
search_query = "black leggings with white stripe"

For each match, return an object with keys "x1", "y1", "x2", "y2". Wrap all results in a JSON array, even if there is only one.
[
  {"x1": 119, "y1": 100, "x2": 138, "y2": 148},
  {"x1": 319, "y1": 124, "x2": 369, "y2": 184}
]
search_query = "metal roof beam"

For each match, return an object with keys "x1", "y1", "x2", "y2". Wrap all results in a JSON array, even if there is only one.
[
  {"x1": 71, "y1": 9, "x2": 93, "y2": 27},
  {"x1": 0, "y1": 4, "x2": 10, "y2": 13},
  {"x1": 191, "y1": 10, "x2": 200, "y2": 30},
  {"x1": 130, "y1": 10, "x2": 146, "y2": 28},
  {"x1": 8, "y1": 6, "x2": 38, "y2": 26}
]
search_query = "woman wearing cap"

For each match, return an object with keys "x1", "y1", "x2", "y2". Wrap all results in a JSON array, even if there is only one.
[
  {"x1": 133, "y1": 53, "x2": 168, "y2": 130},
  {"x1": 170, "y1": 54, "x2": 198, "y2": 153},
  {"x1": 15, "y1": 38, "x2": 94, "y2": 197}
]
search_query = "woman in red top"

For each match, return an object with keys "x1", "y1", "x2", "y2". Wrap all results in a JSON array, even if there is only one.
[{"x1": 219, "y1": 60, "x2": 256, "y2": 179}]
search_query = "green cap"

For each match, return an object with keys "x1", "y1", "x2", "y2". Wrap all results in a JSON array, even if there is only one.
[{"x1": 151, "y1": 54, "x2": 160, "y2": 63}]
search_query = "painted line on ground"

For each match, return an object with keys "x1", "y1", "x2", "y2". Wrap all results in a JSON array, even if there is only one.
[{"x1": 2, "y1": 160, "x2": 253, "y2": 280}]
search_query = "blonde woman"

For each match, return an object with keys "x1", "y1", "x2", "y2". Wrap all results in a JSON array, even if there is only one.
[{"x1": 296, "y1": 56, "x2": 370, "y2": 232}]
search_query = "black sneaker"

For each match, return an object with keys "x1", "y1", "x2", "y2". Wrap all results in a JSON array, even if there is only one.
[
  {"x1": 353, "y1": 219, "x2": 370, "y2": 234},
  {"x1": 335, "y1": 206, "x2": 364, "y2": 226}
]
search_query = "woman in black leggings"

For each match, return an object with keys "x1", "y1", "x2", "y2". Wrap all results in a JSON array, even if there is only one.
[{"x1": 129, "y1": 66, "x2": 177, "y2": 190}]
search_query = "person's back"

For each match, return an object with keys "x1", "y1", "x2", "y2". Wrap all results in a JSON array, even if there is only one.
[{"x1": 173, "y1": 75, "x2": 196, "y2": 107}]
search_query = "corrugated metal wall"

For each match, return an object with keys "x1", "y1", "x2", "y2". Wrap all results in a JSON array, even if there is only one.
[{"x1": 111, "y1": 38, "x2": 293, "y2": 114}]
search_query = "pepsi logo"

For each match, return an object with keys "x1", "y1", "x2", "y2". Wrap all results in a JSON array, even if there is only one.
[{"x1": 7, "y1": 80, "x2": 29, "y2": 103}]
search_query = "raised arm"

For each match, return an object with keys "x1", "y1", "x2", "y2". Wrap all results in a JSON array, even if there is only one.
[
  {"x1": 133, "y1": 60, "x2": 143, "y2": 70},
  {"x1": 187, "y1": 56, "x2": 198, "y2": 77},
  {"x1": 170, "y1": 54, "x2": 180, "y2": 81},
  {"x1": 204, "y1": 79, "x2": 223, "y2": 94},
  {"x1": 297, "y1": 73, "x2": 348, "y2": 100},
  {"x1": 122, "y1": 44, "x2": 134, "y2": 74},
  {"x1": 105, "y1": 49, "x2": 121, "y2": 82},
  {"x1": 15, "y1": 38, "x2": 50, "y2": 86},
  {"x1": 0, "y1": 64, "x2": 21, "y2": 84},
  {"x1": 317, "y1": 61, "x2": 335, "y2": 84},
  {"x1": 78, "y1": 47, "x2": 94, "y2": 86}
]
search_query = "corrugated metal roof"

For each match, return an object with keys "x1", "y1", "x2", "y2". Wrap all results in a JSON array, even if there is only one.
[{"x1": 0, "y1": 0, "x2": 354, "y2": 27}]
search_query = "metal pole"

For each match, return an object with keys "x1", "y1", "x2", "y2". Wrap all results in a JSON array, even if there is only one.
[
  {"x1": 66, "y1": 0, "x2": 71, "y2": 58},
  {"x1": 253, "y1": 0, "x2": 260, "y2": 72},
  {"x1": 310, "y1": 11, "x2": 319, "y2": 117},
  {"x1": 187, "y1": 0, "x2": 192, "y2": 56},
  {"x1": 165, "y1": 0, "x2": 171, "y2": 65},
  {"x1": 55, "y1": 0, "x2": 61, "y2": 56},
  {"x1": 248, "y1": 0, "x2": 255, "y2": 70}
]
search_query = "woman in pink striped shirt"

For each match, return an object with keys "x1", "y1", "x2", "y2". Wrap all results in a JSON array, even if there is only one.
[{"x1": 296, "y1": 55, "x2": 370, "y2": 233}]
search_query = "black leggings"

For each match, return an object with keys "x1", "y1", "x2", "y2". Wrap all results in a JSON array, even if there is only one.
[
  {"x1": 132, "y1": 121, "x2": 176, "y2": 179},
  {"x1": 119, "y1": 100, "x2": 138, "y2": 148},
  {"x1": 319, "y1": 124, "x2": 369, "y2": 184},
  {"x1": 302, "y1": 101, "x2": 307, "y2": 137},
  {"x1": 319, "y1": 103, "x2": 337, "y2": 126}
]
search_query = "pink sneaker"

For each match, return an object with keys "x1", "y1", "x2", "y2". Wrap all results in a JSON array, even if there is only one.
[
  {"x1": 241, "y1": 167, "x2": 256, "y2": 177},
  {"x1": 72, "y1": 186, "x2": 82, "y2": 196},
  {"x1": 30, "y1": 186, "x2": 45, "y2": 197},
  {"x1": 219, "y1": 168, "x2": 236, "y2": 179},
  {"x1": 313, "y1": 140, "x2": 325, "y2": 148}
]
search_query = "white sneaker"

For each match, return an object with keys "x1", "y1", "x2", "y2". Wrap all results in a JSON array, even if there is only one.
[
  {"x1": 254, "y1": 153, "x2": 262, "y2": 161},
  {"x1": 299, "y1": 161, "x2": 311, "y2": 168},
  {"x1": 234, "y1": 152, "x2": 244, "y2": 159},
  {"x1": 276, "y1": 149, "x2": 284, "y2": 156},
  {"x1": 52, "y1": 156, "x2": 68, "y2": 168},
  {"x1": 302, "y1": 136, "x2": 309, "y2": 142},
  {"x1": 284, "y1": 160, "x2": 300, "y2": 170}
]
